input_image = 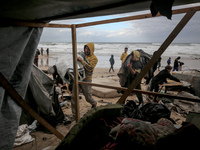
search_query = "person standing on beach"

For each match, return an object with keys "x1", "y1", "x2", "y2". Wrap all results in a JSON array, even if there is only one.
[
  {"x1": 109, "y1": 54, "x2": 115, "y2": 72},
  {"x1": 46, "y1": 48, "x2": 49, "y2": 56},
  {"x1": 126, "y1": 50, "x2": 143, "y2": 105},
  {"x1": 149, "y1": 65, "x2": 181, "y2": 101},
  {"x1": 34, "y1": 48, "x2": 40, "y2": 67},
  {"x1": 120, "y1": 47, "x2": 128, "y2": 64},
  {"x1": 172, "y1": 56, "x2": 181, "y2": 71},
  {"x1": 71, "y1": 42, "x2": 98, "y2": 119},
  {"x1": 167, "y1": 57, "x2": 171, "y2": 66},
  {"x1": 41, "y1": 47, "x2": 43, "y2": 55}
]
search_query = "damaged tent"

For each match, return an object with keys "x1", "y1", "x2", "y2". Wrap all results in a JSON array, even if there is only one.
[
  {"x1": 0, "y1": 27, "x2": 43, "y2": 149},
  {"x1": 20, "y1": 65, "x2": 65, "y2": 126}
]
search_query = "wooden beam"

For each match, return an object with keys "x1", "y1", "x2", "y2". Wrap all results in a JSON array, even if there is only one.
[
  {"x1": 0, "y1": 72, "x2": 64, "y2": 140},
  {"x1": 0, "y1": 21, "x2": 71, "y2": 28},
  {"x1": 117, "y1": 8, "x2": 197, "y2": 104},
  {"x1": 71, "y1": 24, "x2": 80, "y2": 122},
  {"x1": 79, "y1": 81, "x2": 200, "y2": 103},
  {"x1": 76, "y1": 6, "x2": 200, "y2": 28},
  {"x1": 1, "y1": 6, "x2": 200, "y2": 28}
]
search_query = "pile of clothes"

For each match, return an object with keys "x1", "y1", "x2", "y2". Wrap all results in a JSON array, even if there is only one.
[{"x1": 56, "y1": 102, "x2": 200, "y2": 150}]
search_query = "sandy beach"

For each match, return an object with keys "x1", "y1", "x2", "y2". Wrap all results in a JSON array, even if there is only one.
[{"x1": 14, "y1": 53, "x2": 192, "y2": 150}]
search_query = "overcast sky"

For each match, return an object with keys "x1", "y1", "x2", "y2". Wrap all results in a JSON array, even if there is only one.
[{"x1": 40, "y1": 3, "x2": 200, "y2": 43}]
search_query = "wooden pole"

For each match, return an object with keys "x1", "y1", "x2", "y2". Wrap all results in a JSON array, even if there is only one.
[
  {"x1": 79, "y1": 81, "x2": 200, "y2": 103},
  {"x1": 117, "y1": 8, "x2": 197, "y2": 104},
  {"x1": 71, "y1": 24, "x2": 80, "y2": 122},
  {"x1": 0, "y1": 21, "x2": 71, "y2": 28},
  {"x1": 0, "y1": 72, "x2": 64, "y2": 140}
]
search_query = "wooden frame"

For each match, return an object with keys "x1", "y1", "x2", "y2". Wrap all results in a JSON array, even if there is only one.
[
  {"x1": 79, "y1": 81, "x2": 200, "y2": 103},
  {"x1": 1, "y1": 5, "x2": 200, "y2": 123}
]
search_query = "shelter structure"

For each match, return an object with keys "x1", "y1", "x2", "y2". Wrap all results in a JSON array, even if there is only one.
[{"x1": 1, "y1": 0, "x2": 200, "y2": 149}]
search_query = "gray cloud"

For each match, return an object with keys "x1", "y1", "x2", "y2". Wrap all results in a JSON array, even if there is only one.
[{"x1": 40, "y1": 7, "x2": 200, "y2": 43}]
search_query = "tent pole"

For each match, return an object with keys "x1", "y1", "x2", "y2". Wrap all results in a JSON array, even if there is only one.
[
  {"x1": 71, "y1": 24, "x2": 80, "y2": 122},
  {"x1": 79, "y1": 81, "x2": 200, "y2": 103},
  {"x1": 117, "y1": 8, "x2": 197, "y2": 104},
  {"x1": 0, "y1": 72, "x2": 64, "y2": 140}
]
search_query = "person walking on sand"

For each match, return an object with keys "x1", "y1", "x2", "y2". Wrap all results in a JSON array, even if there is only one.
[
  {"x1": 172, "y1": 56, "x2": 181, "y2": 71},
  {"x1": 71, "y1": 42, "x2": 98, "y2": 120},
  {"x1": 167, "y1": 57, "x2": 171, "y2": 66},
  {"x1": 109, "y1": 54, "x2": 115, "y2": 72},
  {"x1": 46, "y1": 48, "x2": 49, "y2": 56},
  {"x1": 149, "y1": 65, "x2": 181, "y2": 102},
  {"x1": 120, "y1": 47, "x2": 128, "y2": 64}
]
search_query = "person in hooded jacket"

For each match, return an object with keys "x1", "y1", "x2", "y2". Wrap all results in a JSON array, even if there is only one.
[
  {"x1": 71, "y1": 42, "x2": 98, "y2": 119},
  {"x1": 120, "y1": 47, "x2": 128, "y2": 64},
  {"x1": 126, "y1": 51, "x2": 144, "y2": 105},
  {"x1": 109, "y1": 54, "x2": 115, "y2": 72}
]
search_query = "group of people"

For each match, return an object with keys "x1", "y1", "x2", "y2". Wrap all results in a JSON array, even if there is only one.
[
  {"x1": 110, "y1": 47, "x2": 181, "y2": 104},
  {"x1": 167, "y1": 56, "x2": 184, "y2": 71},
  {"x1": 49, "y1": 43, "x2": 181, "y2": 120},
  {"x1": 110, "y1": 48, "x2": 184, "y2": 73}
]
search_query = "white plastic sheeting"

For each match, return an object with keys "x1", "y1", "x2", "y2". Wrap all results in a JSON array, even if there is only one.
[
  {"x1": 55, "y1": 53, "x2": 85, "y2": 84},
  {"x1": 14, "y1": 124, "x2": 35, "y2": 147}
]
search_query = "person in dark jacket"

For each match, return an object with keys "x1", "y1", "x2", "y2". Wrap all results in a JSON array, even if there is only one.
[
  {"x1": 48, "y1": 65, "x2": 63, "y2": 86},
  {"x1": 109, "y1": 54, "x2": 115, "y2": 72},
  {"x1": 34, "y1": 49, "x2": 40, "y2": 67},
  {"x1": 172, "y1": 56, "x2": 181, "y2": 71},
  {"x1": 149, "y1": 65, "x2": 181, "y2": 101},
  {"x1": 167, "y1": 57, "x2": 171, "y2": 66}
]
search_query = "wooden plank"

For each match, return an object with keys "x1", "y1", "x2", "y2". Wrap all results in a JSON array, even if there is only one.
[
  {"x1": 76, "y1": 6, "x2": 200, "y2": 28},
  {"x1": 79, "y1": 81, "x2": 200, "y2": 103},
  {"x1": 71, "y1": 24, "x2": 80, "y2": 122},
  {"x1": 117, "y1": 8, "x2": 197, "y2": 104},
  {"x1": 0, "y1": 72, "x2": 64, "y2": 140},
  {"x1": 0, "y1": 21, "x2": 71, "y2": 28}
]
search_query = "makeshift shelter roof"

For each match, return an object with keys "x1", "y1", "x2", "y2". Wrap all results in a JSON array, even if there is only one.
[{"x1": 1, "y1": 0, "x2": 200, "y2": 22}]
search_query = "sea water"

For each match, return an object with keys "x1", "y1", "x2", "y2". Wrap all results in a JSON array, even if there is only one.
[{"x1": 38, "y1": 42, "x2": 200, "y2": 70}]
